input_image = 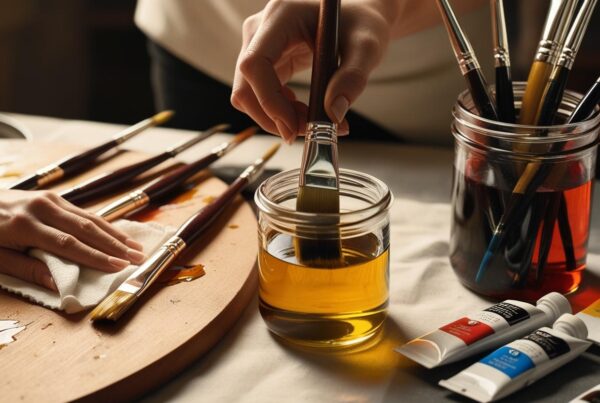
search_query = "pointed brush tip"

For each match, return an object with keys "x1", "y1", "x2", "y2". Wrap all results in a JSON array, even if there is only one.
[
  {"x1": 232, "y1": 126, "x2": 258, "y2": 143},
  {"x1": 153, "y1": 110, "x2": 175, "y2": 125},
  {"x1": 262, "y1": 143, "x2": 281, "y2": 162}
]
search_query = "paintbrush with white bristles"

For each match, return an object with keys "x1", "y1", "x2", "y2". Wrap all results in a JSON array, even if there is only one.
[{"x1": 90, "y1": 143, "x2": 280, "y2": 321}]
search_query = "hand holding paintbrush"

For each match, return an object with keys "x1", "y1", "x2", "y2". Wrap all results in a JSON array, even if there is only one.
[
  {"x1": 9, "y1": 111, "x2": 174, "y2": 190},
  {"x1": 90, "y1": 143, "x2": 280, "y2": 321}
]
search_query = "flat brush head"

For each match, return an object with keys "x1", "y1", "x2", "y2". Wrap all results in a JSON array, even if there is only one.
[
  {"x1": 152, "y1": 110, "x2": 175, "y2": 126},
  {"x1": 296, "y1": 185, "x2": 339, "y2": 214},
  {"x1": 90, "y1": 290, "x2": 138, "y2": 322}
]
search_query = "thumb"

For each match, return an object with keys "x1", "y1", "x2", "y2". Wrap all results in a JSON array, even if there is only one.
[{"x1": 324, "y1": 31, "x2": 384, "y2": 125}]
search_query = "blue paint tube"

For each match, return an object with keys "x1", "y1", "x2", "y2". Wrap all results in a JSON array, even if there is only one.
[{"x1": 439, "y1": 314, "x2": 592, "y2": 402}]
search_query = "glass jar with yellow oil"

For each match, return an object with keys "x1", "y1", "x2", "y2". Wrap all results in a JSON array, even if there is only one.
[{"x1": 255, "y1": 168, "x2": 393, "y2": 348}]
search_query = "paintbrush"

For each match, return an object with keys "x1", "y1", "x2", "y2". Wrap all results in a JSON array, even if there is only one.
[
  {"x1": 95, "y1": 127, "x2": 256, "y2": 221},
  {"x1": 477, "y1": 0, "x2": 597, "y2": 281},
  {"x1": 436, "y1": 0, "x2": 498, "y2": 120},
  {"x1": 518, "y1": 0, "x2": 577, "y2": 125},
  {"x1": 490, "y1": 0, "x2": 516, "y2": 123},
  {"x1": 90, "y1": 143, "x2": 280, "y2": 321},
  {"x1": 569, "y1": 75, "x2": 600, "y2": 122},
  {"x1": 10, "y1": 110, "x2": 174, "y2": 190},
  {"x1": 59, "y1": 123, "x2": 229, "y2": 205},
  {"x1": 295, "y1": 0, "x2": 343, "y2": 265}
]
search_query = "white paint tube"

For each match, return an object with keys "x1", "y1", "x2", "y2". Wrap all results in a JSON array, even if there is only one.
[
  {"x1": 439, "y1": 314, "x2": 591, "y2": 402},
  {"x1": 570, "y1": 384, "x2": 600, "y2": 403},
  {"x1": 396, "y1": 292, "x2": 571, "y2": 368},
  {"x1": 576, "y1": 298, "x2": 600, "y2": 345}
]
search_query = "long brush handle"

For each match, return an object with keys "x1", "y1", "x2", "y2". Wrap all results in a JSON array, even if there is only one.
[
  {"x1": 10, "y1": 111, "x2": 173, "y2": 190},
  {"x1": 308, "y1": 0, "x2": 340, "y2": 123}
]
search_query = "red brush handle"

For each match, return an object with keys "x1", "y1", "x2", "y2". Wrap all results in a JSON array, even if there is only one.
[{"x1": 308, "y1": 0, "x2": 340, "y2": 123}]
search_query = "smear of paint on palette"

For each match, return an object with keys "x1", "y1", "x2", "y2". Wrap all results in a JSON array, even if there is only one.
[{"x1": 159, "y1": 264, "x2": 206, "y2": 286}]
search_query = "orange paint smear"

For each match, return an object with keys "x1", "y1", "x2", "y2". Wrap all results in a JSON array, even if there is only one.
[{"x1": 159, "y1": 264, "x2": 206, "y2": 286}]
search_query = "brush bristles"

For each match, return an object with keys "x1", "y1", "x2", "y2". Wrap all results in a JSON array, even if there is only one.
[
  {"x1": 296, "y1": 185, "x2": 342, "y2": 265},
  {"x1": 261, "y1": 143, "x2": 281, "y2": 163},
  {"x1": 152, "y1": 110, "x2": 175, "y2": 125},
  {"x1": 232, "y1": 126, "x2": 258, "y2": 144},
  {"x1": 90, "y1": 290, "x2": 138, "y2": 322}
]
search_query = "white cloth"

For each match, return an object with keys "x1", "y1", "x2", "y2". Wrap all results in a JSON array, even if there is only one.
[
  {"x1": 134, "y1": 1, "x2": 494, "y2": 144},
  {"x1": 0, "y1": 220, "x2": 174, "y2": 314}
]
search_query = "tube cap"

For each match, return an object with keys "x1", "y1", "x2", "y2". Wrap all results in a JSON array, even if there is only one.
[
  {"x1": 553, "y1": 314, "x2": 588, "y2": 339},
  {"x1": 536, "y1": 292, "x2": 572, "y2": 322}
]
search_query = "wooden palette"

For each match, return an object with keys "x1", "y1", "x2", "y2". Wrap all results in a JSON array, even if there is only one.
[{"x1": 0, "y1": 140, "x2": 259, "y2": 402}]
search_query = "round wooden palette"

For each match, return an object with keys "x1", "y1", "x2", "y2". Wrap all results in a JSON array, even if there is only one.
[{"x1": 0, "y1": 141, "x2": 258, "y2": 401}]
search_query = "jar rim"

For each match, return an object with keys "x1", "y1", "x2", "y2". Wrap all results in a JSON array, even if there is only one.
[
  {"x1": 453, "y1": 82, "x2": 600, "y2": 143},
  {"x1": 255, "y1": 168, "x2": 393, "y2": 229}
]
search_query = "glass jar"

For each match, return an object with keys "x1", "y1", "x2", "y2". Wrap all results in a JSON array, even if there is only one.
[
  {"x1": 255, "y1": 168, "x2": 393, "y2": 348},
  {"x1": 450, "y1": 83, "x2": 600, "y2": 301}
]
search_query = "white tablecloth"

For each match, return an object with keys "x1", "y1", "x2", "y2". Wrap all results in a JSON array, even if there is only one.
[{"x1": 6, "y1": 114, "x2": 600, "y2": 402}]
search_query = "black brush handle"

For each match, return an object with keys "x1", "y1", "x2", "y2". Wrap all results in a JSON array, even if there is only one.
[
  {"x1": 10, "y1": 139, "x2": 120, "y2": 190},
  {"x1": 464, "y1": 69, "x2": 499, "y2": 121},
  {"x1": 495, "y1": 65, "x2": 516, "y2": 123},
  {"x1": 144, "y1": 153, "x2": 220, "y2": 202},
  {"x1": 60, "y1": 152, "x2": 171, "y2": 205},
  {"x1": 176, "y1": 177, "x2": 247, "y2": 246},
  {"x1": 308, "y1": 0, "x2": 340, "y2": 123},
  {"x1": 569, "y1": 77, "x2": 600, "y2": 122},
  {"x1": 537, "y1": 66, "x2": 570, "y2": 125}
]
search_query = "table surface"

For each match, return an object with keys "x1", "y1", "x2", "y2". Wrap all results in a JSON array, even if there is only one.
[{"x1": 3, "y1": 114, "x2": 600, "y2": 403}]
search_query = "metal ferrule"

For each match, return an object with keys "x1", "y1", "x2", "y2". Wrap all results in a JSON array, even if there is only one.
[
  {"x1": 299, "y1": 121, "x2": 339, "y2": 188},
  {"x1": 118, "y1": 236, "x2": 186, "y2": 295},
  {"x1": 240, "y1": 157, "x2": 268, "y2": 184},
  {"x1": 96, "y1": 190, "x2": 150, "y2": 221},
  {"x1": 436, "y1": 0, "x2": 479, "y2": 75},
  {"x1": 36, "y1": 165, "x2": 65, "y2": 186},
  {"x1": 210, "y1": 141, "x2": 232, "y2": 158},
  {"x1": 535, "y1": 0, "x2": 578, "y2": 62},
  {"x1": 491, "y1": 0, "x2": 510, "y2": 68},
  {"x1": 115, "y1": 118, "x2": 152, "y2": 145},
  {"x1": 557, "y1": 0, "x2": 597, "y2": 69},
  {"x1": 168, "y1": 123, "x2": 229, "y2": 156}
]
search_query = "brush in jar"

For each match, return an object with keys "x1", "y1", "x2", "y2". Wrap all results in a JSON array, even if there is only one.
[
  {"x1": 95, "y1": 127, "x2": 256, "y2": 221},
  {"x1": 518, "y1": 0, "x2": 577, "y2": 125},
  {"x1": 435, "y1": 0, "x2": 498, "y2": 120},
  {"x1": 90, "y1": 143, "x2": 280, "y2": 321},
  {"x1": 9, "y1": 110, "x2": 174, "y2": 190},
  {"x1": 490, "y1": 0, "x2": 516, "y2": 123},
  {"x1": 59, "y1": 123, "x2": 229, "y2": 205},
  {"x1": 295, "y1": 0, "x2": 343, "y2": 266}
]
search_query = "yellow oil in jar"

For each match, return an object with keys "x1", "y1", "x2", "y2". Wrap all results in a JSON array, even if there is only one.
[{"x1": 259, "y1": 232, "x2": 389, "y2": 348}]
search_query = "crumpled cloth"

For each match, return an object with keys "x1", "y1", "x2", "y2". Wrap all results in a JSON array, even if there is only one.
[{"x1": 0, "y1": 219, "x2": 174, "y2": 313}]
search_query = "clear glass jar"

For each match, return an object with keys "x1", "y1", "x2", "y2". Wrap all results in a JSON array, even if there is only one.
[
  {"x1": 255, "y1": 168, "x2": 393, "y2": 348},
  {"x1": 450, "y1": 83, "x2": 600, "y2": 301}
]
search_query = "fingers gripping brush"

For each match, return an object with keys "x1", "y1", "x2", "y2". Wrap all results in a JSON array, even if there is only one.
[
  {"x1": 90, "y1": 143, "x2": 280, "y2": 321},
  {"x1": 295, "y1": 0, "x2": 343, "y2": 266}
]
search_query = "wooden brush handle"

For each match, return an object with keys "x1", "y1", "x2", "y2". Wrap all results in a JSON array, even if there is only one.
[
  {"x1": 308, "y1": 0, "x2": 340, "y2": 123},
  {"x1": 60, "y1": 152, "x2": 171, "y2": 205}
]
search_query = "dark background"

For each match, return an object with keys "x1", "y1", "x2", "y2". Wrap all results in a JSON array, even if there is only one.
[{"x1": 0, "y1": 0, "x2": 598, "y2": 131}]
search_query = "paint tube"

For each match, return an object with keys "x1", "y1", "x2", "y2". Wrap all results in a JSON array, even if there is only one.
[
  {"x1": 440, "y1": 314, "x2": 591, "y2": 402},
  {"x1": 396, "y1": 292, "x2": 571, "y2": 368},
  {"x1": 570, "y1": 384, "x2": 600, "y2": 403},
  {"x1": 576, "y1": 298, "x2": 600, "y2": 345}
]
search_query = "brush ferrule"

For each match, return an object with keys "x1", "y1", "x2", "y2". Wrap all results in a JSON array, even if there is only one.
[
  {"x1": 239, "y1": 160, "x2": 263, "y2": 183},
  {"x1": 457, "y1": 52, "x2": 480, "y2": 75},
  {"x1": 534, "y1": 40, "x2": 560, "y2": 63},
  {"x1": 115, "y1": 118, "x2": 152, "y2": 145},
  {"x1": 96, "y1": 190, "x2": 150, "y2": 221},
  {"x1": 493, "y1": 48, "x2": 510, "y2": 68},
  {"x1": 211, "y1": 141, "x2": 231, "y2": 158},
  {"x1": 36, "y1": 164, "x2": 65, "y2": 186},
  {"x1": 557, "y1": 47, "x2": 576, "y2": 70},
  {"x1": 299, "y1": 121, "x2": 339, "y2": 188},
  {"x1": 121, "y1": 236, "x2": 186, "y2": 296}
]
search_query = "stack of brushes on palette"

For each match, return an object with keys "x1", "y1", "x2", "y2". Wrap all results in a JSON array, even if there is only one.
[
  {"x1": 437, "y1": 0, "x2": 600, "y2": 294},
  {"x1": 7, "y1": 111, "x2": 280, "y2": 320}
]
